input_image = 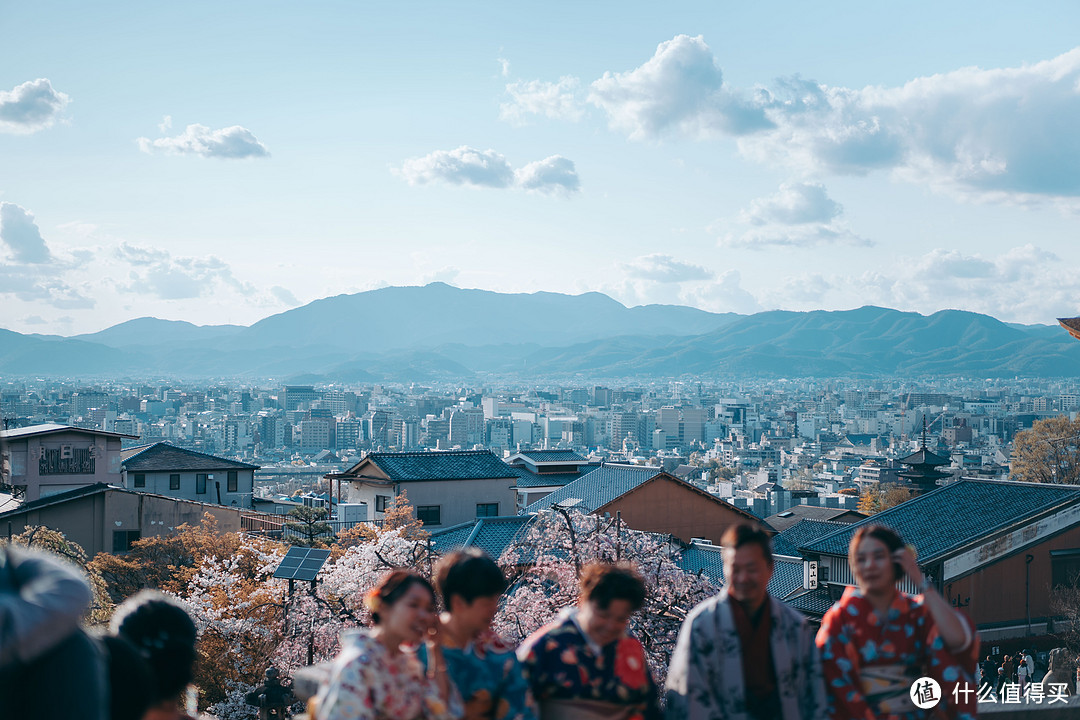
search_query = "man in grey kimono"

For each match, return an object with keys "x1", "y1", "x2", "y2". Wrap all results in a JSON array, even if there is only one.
[{"x1": 665, "y1": 524, "x2": 826, "y2": 720}]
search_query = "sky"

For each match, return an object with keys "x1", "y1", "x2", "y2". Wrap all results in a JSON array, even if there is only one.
[{"x1": 2, "y1": 0, "x2": 1080, "y2": 334}]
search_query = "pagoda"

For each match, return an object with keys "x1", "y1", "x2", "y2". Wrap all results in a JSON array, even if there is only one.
[
  {"x1": 1059, "y1": 317, "x2": 1080, "y2": 342},
  {"x1": 898, "y1": 419, "x2": 951, "y2": 494}
]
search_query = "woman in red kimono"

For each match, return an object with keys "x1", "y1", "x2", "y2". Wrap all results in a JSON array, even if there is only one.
[{"x1": 816, "y1": 525, "x2": 978, "y2": 720}]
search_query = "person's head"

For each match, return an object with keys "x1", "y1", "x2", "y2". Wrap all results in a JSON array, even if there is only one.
[
  {"x1": 365, "y1": 570, "x2": 437, "y2": 646},
  {"x1": 101, "y1": 634, "x2": 158, "y2": 720},
  {"x1": 434, "y1": 548, "x2": 507, "y2": 635},
  {"x1": 110, "y1": 591, "x2": 198, "y2": 705},
  {"x1": 576, "y1": 562, "x2": 646, "y2": 648},
  {"x1": 849, "y1": 525, "x2": 904, "y2": 594},
  {"x1": 721, "y1": 524, "x2": 774, "y2": 609}
]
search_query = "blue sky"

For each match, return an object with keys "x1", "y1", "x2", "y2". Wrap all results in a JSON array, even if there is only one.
[{"x1": 2, "y1": 0, "x2": 1080, "y2": 333}]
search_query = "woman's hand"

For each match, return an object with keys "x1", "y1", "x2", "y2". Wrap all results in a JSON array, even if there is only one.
[{"x1": 892, "y1": 546, "x2": 923, "y2": 587}]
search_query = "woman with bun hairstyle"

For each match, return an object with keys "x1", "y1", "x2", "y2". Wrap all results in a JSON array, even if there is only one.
[
  {"x1": 313, "y1": 570, "x2": 460, "y2": 720},
  {"x1": 816, "y1": 525, "x2": 978, "y2": 720}
]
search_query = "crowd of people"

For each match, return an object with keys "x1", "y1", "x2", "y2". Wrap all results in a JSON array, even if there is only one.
[
  {"x1": 0, "y1": 543, "x2": 200, "y2": 720},
  {"x1": 2, "y1": 521, "x2": 985, "y2": 720},
  {"x1": 313, "y1": 523, "x2": 980, "y2": 720}
]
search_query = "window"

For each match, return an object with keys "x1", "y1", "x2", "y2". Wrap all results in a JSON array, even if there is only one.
[
  {"x1": 820, "y1": 565, "x2": 830, "y2": 583},
  {"x1": 112, "y1": 530, "x2": 141, "y2": 553},
  {"x1": 416, "y1": 505, "x2": 441, "y2": 526},
  {"x1": 133, "y1": 473, "x2": 145, "y2": 488},
  {"x1": 227, "y1": 471, "x2": 238, "y2": 493},
  {"x1": 375, "y1": 495, "x2": 392, "y2": 512},
  {"x1": 476, "y1": 503, "x2": 499, "y2": 517},
  {"x1": 1052, "y1": 549, "x2": 1080, "y2": 587},
  {"x1": 196, "y1": 473, "x2": 208, "y2": 494},
  {"x1": 170, "y1": 474, "x2": 180, "y2": 490}
]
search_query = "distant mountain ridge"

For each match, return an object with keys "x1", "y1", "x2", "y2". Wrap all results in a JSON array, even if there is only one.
[{"x1": 0, "y1": 284, "x2": 1076, "y2": 379}]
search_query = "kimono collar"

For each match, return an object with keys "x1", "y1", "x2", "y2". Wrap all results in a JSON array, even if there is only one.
[{"x1": 840, "y1": 585, "x2": 913, "y2": 624}]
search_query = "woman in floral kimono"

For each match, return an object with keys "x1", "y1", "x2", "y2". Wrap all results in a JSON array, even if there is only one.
[
  {"x1": 816, "y1": 525, "x2": 978, "y2": 720},
  {"x1": 517, "y1": 562, "x2": 661, "y2": 720},
  {"x1": 313, "y1": 570, "x2": 460, "y2": 720}
]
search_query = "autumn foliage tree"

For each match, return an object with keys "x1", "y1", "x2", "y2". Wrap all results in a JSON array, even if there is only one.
[
  {"x1": 1011, "y1": 415, "x2": 1080, "y2": 484},
  {"x1": 857, "y1": 483, "x2": 912, "y2": 514}
]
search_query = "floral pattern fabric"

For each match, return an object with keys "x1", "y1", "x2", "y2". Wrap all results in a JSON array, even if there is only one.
[
  {"x1": 516, "y1": 609, "x2": 661, "y2": 720},
  {"x1": 313, "y1": 628, "x2": 459, "y2": 720},
  {"x1": 816, "y1": 586, "x2": 977, "y2": 720},
  {"x1": 664, "y1": 589, "x2": 827, "y2": 720},
  {"x1": 423, "y1": 630, "x2": 537, "y2": 720}
]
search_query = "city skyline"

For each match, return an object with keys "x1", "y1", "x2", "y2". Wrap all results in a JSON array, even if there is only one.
[{"x1": 3, "y1": 1, "x2": 1080, "y2": 334}]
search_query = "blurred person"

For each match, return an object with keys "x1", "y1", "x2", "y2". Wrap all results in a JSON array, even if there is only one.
[
  {"x1": 816, "y1": 525, "x2": 978, "y2": 720},
  {"x1": 517, "y1": 561, "x2": 660, "y2": 720},
  {"x1": 432, "y1": 548, "x2": 536, "y2": 720},
  {"x1": 111, "y1": 590, "x2": 199, "y2": 720},
  {"x1": 0, "y1": 542, "x2": 106, "y2": 719},
  {"x1": 312, "y1": 570, "x2": 458, "y2": 720},
  {"x1": 665, "y1": 524, "x2": 825, "y2": 720}
]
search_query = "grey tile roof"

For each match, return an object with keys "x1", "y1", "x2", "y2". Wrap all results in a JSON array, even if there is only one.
[
  {"x1": 785, "y1": 587, "x2": 835, "y2": 616},
  {"x1": 430, "y1": 515, "x2": 534, "y2": 561},
  {"x1": 0, "y1": 423, "x2": 138, "y2": 440},
  {"x1": 508, "y1": 466, "x2": 584, "y2": 489},
  {"x1": 676, "y1": 544, "x2": 806, "y2": 599},
  {"x1": 774, "y1": 520, "x2": 849, "y2": 558},
  {"x1": 366, "y1": 451, "x2": 518, "y2": 482},
  {"x1": 525, "y1": 464, "x2": 663, "y2": 513},
  {"x1": 765, "y1": 506, "x2": 866, "y2": 532},
  {"x1": 122, "y1": 443, "x2": 259, "y2": 472},
  {"x1": 800, "y1": 479, "x2": 1080, "y2": 562},
  {"x1": 514, "y1": 450, "x2": 587, "y2": 464}
]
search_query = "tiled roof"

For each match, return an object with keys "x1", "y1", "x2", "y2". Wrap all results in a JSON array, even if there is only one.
[
  {"x1": 525, "y1": 464, "x2": 663, "y2": 513},
  {"x1": 365, "y1": 451, "x2": 518, "y2": 482},
  {"x1": 765, "y1": 505, "x2": 866, "y2": 532},
  {"x1": 785, "y1": 587, "x2": 835, "y2": 616},
  {"x1": 800, "y1": 479, "x2": 1080, "y2": 562},
  {"x1": 0, "y1": 483, "x2": 115, "y2": 519},
  {"x1": 508, "y1": 466, "x2": 583, "y2": 489},
  {"x1": 513, "y1": 450, "x2": 587, "y2": 464},
  {"x1": 775, "y1": 520, "x2": 849, "y2": 558},
  {"x1": 0, "y1": 423, "x2": 138, "y2": 440},
  {"x1": 122, "y1": 443, "x2": 259, "y2": 472},
  {"x1": 677, "y1": 543, "x2": 806, "y2": 599},
  {"x1": 899, "y1": 446, "x2": 950, "y2": 466},
  {"x1": 430, "y1": 515, "x2": 534, "y2": 561}
]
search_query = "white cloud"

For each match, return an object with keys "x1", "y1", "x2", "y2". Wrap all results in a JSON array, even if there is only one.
[
  {"x1": 498, "y1": 58, "x2": 511, "y2": 78},
  {"x1": 158, "y1": 115, "x2": 172, "y2": 133},
  {"x1": 270, "y1": 285, "x2": 300, "y2": 306},
  {"x1": 588, "y1": 35, "x2": 771, "y2": 140},
  {"x1": 500, "y1": 77, "x2": 584, "y2": 124},
  {"x1": 137, "y1": 123, "x2": 270, "y2": 159},
  {"x1": 742, "y1": 48, "x2": 1080, "y2": 203},
  {"x1": 22, "y1": 315, "x2": 47, "y2": 325},
  {"x1": 514, "y1": 155, "x2": 580, "y2": 195},
  {"x1": 0, "y1": 79, "x2": 69, "y2": 134},
  {"x1": 116, "y1": 243, "x2": 251, "y2": 300},
  {"x1": 420, "y1": 267, "x2": 461, "y2": 285},
  {"x1": 398, "y1": 146, "x2": 581, "y2": 194},
  {"x1": 621, "y1": 253, "x2": 712, "y2": 283},
  {"x1": 0, "y1": 203, "x2": 52, "y2": 263},
  {"x1": 720, "y1": 182, "x2": 871, "y2": 249}
]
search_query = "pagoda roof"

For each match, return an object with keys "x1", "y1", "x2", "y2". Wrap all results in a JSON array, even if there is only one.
[
  {"x1": 1059, "y1": 317, "x2": 1080, "y2": 342},
  {"x1": 899, "y1": 446, "x2": 950, "y2": 467}
]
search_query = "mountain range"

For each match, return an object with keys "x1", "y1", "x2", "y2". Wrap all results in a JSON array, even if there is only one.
[{"x1": 1, "y1": 283, "x2": 1076, "y2": 379}]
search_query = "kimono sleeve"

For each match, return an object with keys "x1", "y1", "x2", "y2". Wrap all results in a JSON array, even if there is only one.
[
  {"x1": 665, "y1": 607, "x2": 724, "y2": 720},
  {"x1": 516, "y1": 629, "x2": 556, "y2": 702},
  {"x1": 314, "y1": 650, "x2": 381, "y2": 720},
  {"x1": 916, "y1": 604, "x2": 977, "y2": 720},
  {"x1": 496, "y1": 648, "x2": 539, "y2": 720},
  {"x1": 815, "y1": 604, "x2": 875, "y2": 720}
]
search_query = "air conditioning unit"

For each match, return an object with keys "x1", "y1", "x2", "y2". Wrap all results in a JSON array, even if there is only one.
[{"x1": 61, "y1": 445, "x2": 73, "y2": 459}]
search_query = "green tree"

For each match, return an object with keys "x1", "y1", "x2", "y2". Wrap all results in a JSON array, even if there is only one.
[
  {"x1": 1011, "y1": 415, "x2": 1080, "y2": 484},
  {"x1": 285, "y1": 505, "x2": 332, "y2": 546}
]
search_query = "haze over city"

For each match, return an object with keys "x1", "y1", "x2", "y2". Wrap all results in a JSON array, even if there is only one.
[{"x1": 3, "y1": 1, "x2": 1080, "y2": 336}]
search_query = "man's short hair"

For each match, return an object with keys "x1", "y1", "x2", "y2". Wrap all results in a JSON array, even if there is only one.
[
  {"x1": 720, "y1": 524, "x2": 773, "y2": 566},
  {"x1": 434, "y1": 548, "x2": 507, "y2": 607}
]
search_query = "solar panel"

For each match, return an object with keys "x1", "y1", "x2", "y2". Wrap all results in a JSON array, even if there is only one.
[{"x1": 273, "y1": 546, "x2": 331, "y2": 581}]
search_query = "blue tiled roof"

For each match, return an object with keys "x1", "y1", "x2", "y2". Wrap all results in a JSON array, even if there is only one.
[
  {"x1": 525, "y1": 464, "x2": 663, "y2": 513},
  {"x1": 508, "y1": 466, "x2": 584, "y2": 489},
  {"x1": 430, "y1": 515, "x2": 534, "y2": 561},
  {"x1": 515, "y1": 450, "x2": 587, "y2": 464},
  {"x1": 365, "y1": 451, "x2": 517, "y2": 482},
  {"x1": 785, "y1": 587, "x2": 835, "y2": 616},
  {"x1": 677, "y1": 544, "x2": 805, "y2": 599},
  {"x1": 800, "y1": 479, "x2": 1080, "y2": 562},
  {"x1": 773, "y1": 520, "x2": 848, "y2": 558},
  {"x1": 122, "y1": 442, "x2": 259, "y2": 472}
]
